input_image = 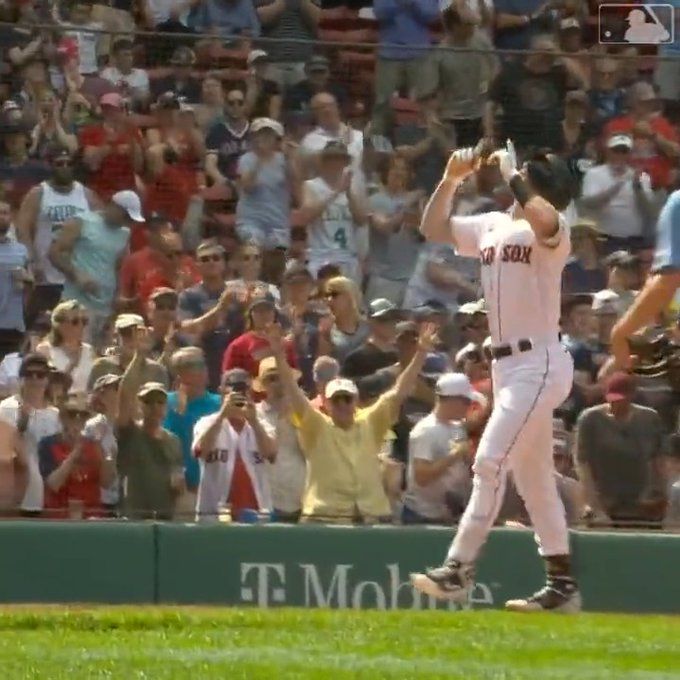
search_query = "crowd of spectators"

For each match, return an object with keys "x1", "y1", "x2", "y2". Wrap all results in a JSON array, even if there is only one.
[{"x1": 0, "y1": 0, "x2": 679, "y2": 528}]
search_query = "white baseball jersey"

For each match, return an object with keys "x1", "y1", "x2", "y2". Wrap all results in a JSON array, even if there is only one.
[
  {"x1": 192, "y1": 413, "x2": 273, "y2": 522},
  {"x1": 452, "y1": 211, "x2": 570, "y2": 345}
]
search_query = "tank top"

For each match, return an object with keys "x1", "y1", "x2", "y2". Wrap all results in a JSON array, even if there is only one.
[
  {"x1": 305, "y1": 177, "x2": 357, "y2": 261},
  {"x1": 36, "y1": 181, "x2": 89, "y2": 285},
  {"x1": 62, "y1": 212, "x2": 130, "y2": 313}
]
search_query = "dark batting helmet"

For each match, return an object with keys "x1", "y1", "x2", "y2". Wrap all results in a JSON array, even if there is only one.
[{"x1": 525, "y1": 151, "x2": 575, "y2": 211}]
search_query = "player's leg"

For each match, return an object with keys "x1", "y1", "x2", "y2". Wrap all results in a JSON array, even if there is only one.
[
  {"x1": 411, "y1": 369, "x2": 543, "y2": 601},
  {"x1": 505, "y1": 406, "x2": 581, "y2": 613}
]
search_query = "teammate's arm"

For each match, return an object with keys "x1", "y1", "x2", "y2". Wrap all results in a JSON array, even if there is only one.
[{"x1": 420, "y1": 149, "x2": 476, "y2": 245}]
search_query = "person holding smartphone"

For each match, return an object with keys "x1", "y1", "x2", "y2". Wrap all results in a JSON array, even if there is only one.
[{"x1": 192, "y1": 368, "x2": 277, "y2": 523}]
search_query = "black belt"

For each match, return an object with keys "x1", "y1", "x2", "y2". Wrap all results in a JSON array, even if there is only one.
[{"x1": 489, "y1": 339, "x2": 533, "y2": 360}]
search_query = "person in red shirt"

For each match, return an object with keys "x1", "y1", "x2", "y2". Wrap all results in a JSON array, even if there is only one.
[
  {"x1": 80, "y1": 92, "x2": 144, "y2": 200},
  {"x1": 145, "y1": 92, "x2": 205, "y2": 224},
  {"x1": 38, "y1": 391, "x2": 116, "y2": 519},
  {"x1": 222, "y1": 293, "x2": 297, "y2": 394},
  {"x1": 118, "y1": 213, "x2": 173, "y2": 311},
  {"x1": 603, "y1": 81, "x2": 680, "y2": 190},
  {"x1": 136, "y1": 231, "x2": 200, "y2": 307}
]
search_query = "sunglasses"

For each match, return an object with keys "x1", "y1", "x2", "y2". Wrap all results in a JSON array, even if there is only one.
[
  {"x1": 330, "y1": 394, "x2": 354, "y2": 405},
  {"x1": 263, "y1": 373, "x2": 280, "y2": 383},
  {"x1": 22, "y1": 370, "x2": 48, "y2": 379},
  {"x1": 463, "y1": 351, "x2": 483, "y2": 363},
  {"x1": 154, "y1": 302, "x2": 177, "y2": 311},
  {"x1": 325, "y1": 291, "x2": 341, "y2": 299},
  {"x1": 241, "y1": 254, "x2": 262, "y2": 262},
  {"x1": 53, "y1": 159, "x2": 72, "y2": 168},
  {"x1": 199, "y1": 254, "x2": 223, "y2": 263},
  {"x1": 462, "y1": 322, "x2": 485, "y2": 331},
  {"x1": 227, "y1": 98, "x2": 244, "y2": 106},
  {"x1": 59, "y1": 317, "x2": 88, "y2": 326}
]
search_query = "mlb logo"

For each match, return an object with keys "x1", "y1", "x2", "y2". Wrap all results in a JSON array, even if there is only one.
[{"x1": 599, "y1": 3, "x2": 675, "y2": 44}]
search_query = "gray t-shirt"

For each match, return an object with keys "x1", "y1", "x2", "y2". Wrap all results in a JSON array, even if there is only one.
[
  {"x1": 404, "y1": 413, "x2": 471, "y2": 521},
  {"x1": 236, "y1": 151, "x2": 291, "y2": 248},
  {"x1": 575, "y1": 404, "x2": 663, "y2": 512},
  {"x1": 417, "y1": 34, "x2": 497, "y2": 120},
  {"x1": 329, "y1": 320, "x2": 370, "y2": 363},
  {"x1": 368, "y1": 191, "x2": 422, "y2": 282}
]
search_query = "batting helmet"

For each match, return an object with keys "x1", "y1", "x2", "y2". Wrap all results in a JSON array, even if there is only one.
[{"x1": 525, "y1": 151, "x2": 575, "y2": 211}]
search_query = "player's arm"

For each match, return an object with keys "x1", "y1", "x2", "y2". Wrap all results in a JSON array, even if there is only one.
[
  {"x1": 48, "y1": 218, "x2": 83, "y2": 282},
  {"x1": 420, "y1": 148, "x2": 477, "y2": 246}
]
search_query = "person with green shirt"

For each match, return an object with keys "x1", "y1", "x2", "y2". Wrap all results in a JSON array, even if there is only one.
[{"x1": 116, "y1": 326, "x2": 184, "y2": 520}]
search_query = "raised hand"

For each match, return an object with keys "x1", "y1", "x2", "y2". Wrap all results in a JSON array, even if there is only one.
[
  {"x1": 262, "y1": 322, "x2": 285, "y2": 352},
  {"x1": 417, "y1": 322, "x2": 439, "y2": 353},
  {"x1": 487, "y1": 139, "x2": 518, "y2": 183},
  {"x1": 444, "y1": 147, "x2": 477, "y2": 181},
  {"x1": 131, "y1": 325, "x2": 153, "y2": 356}
]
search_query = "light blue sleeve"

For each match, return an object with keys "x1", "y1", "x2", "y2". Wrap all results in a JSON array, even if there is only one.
[{"x1": 651, "y1": 190, "x2": 680, "y2": 273}]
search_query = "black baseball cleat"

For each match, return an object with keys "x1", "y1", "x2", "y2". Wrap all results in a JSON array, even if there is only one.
[
  {"x1": 410, "y1": 560, "x2": 475, "y2": 603},
  {"x1": 505, "y1": 577, "x2": 582, "y2": 613}
]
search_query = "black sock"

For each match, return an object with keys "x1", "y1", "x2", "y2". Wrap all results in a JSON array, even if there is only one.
[{"x1": 545, "y1": 554, "x2": 575, "y2": 583}]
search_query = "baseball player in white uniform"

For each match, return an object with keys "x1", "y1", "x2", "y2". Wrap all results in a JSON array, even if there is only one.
[{"x1": 411, "y1": 143, "x2": 580, "y2": 613}]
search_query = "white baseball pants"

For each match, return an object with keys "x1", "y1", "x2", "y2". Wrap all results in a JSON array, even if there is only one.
[{"x1": 447, "y1": 342, "x2": 574, "y2": 563}]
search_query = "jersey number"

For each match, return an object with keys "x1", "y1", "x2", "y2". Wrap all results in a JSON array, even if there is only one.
[{"x1": 333, "y1": 228, "x2": 347, "y2": 250}]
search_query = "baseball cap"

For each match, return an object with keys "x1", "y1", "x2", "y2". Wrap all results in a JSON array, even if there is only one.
[
  {"x1": 607, "y1": 134, "x2": 633, "y2": 150},
  {"x1": 19, "y1": 353, "x2": 51, "y2": 376},
  {"x1": 455, "y1": 342, "x2": 482, "y2": 365},
  {"x1": 92, "y1": 373, "x2": 121, "y2": 391},
  {"x1": 61, "y1": 391, "x2": 91, "y2": 412},
  {"x1": 591, "y1": 289, "x2": 621, "y2": 315},
  {"x1": 196, "y1": 241, "x2": 225, "y2": 258},
  {"x1": 114, "y1": 313, "x2": 145, "y2": 331},
  {"x1": 248, "y1": 49, "x2": 269, "y2": 66},
  {"x1": 248, "y1": 292, "x2": 277, "y2": 313},
  {"x1": 435, "y1": 372, "x2": 474, "y2": 399},
  {"x1": 629, "y1": 81, "x2": 657, "y2": 103},
  {"x1": 325, "y1": 378, "x2": 359, "y2": 399},
  {"x1": 250, "y1": 117, "x2": 284, "y2": 137},
  {"x1": 306, "y1": 55, "x2": 330, "y2": 72},
  {"x1": 150, "y1": 286, "x2": 178, "y2": 302},
  {"x1": 137, "y1": 382, "x2": 168, "y2": 399},
  {"x1": 100, "y1": 92, "x2": 124, "y2": 109},
  {"x1": 369, "y1": 298, "x2": 400, "y2": 320},
  {"x1": 111, "y1": 190, "x2": 145, "y2": 223},
  {"x1": 421, "y1": 353, "x2": 449, "y2": 381},
  {"x1": 395, "y1": 320, "x2": 418, "y2": 338},
  {"x1": 605, "y1": 371, "x2": 635, "y2": 403}
]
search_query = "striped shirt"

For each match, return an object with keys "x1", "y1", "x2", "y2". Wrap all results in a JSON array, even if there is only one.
[
  {"x1": 0, "y1": 238, "x2": 29, "y2": 332},
  {"x1": 254, "y1": 0, "x2": 320, "y2": 63}
]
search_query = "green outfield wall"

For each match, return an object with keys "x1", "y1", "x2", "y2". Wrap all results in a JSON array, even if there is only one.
[{"x1": 0, "y1": 522, "x2": 678, "y2": 613}]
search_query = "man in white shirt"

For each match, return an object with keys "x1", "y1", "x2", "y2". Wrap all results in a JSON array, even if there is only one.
[
  {"x1": 403, "y1": 373, "x2": 481, "y2": 524},
  {"x1": 0, "y1": 353, "x2": 60, "y2": 515},
  {"x1": 254, "y1": 356, "x2": 306, "y2": 522},
  {"x1": 580, "y1": 133, "x2": 656, "y2": 249},
  {"x1": 192, "y1": 368, "x2": 277, "y2": 523},
  {"x1": 100, "y1": 39, "x2": 150, "y2": 110}
]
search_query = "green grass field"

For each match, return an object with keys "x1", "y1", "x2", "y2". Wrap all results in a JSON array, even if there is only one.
[{"x1": 0, "y1": 607, "x2": 678, "y2": 680}]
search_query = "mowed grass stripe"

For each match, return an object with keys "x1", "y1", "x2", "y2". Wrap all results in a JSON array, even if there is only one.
[{"x1": 0, "y1": 608, "x2": 678, "y2": 680}]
